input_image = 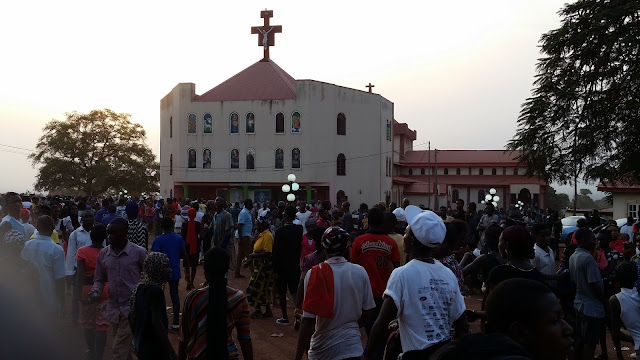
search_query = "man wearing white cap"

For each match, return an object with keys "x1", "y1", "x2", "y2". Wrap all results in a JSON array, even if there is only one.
[{"x1": 364, "y1": 206, "x2": 468, "y2": 360}]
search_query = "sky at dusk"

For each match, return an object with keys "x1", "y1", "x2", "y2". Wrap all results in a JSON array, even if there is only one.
[{"x1": 0, "y1": 0, "x2": 603, "y2": 199}]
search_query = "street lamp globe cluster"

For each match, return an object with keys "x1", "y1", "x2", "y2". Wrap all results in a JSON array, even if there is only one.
[
  {"x1": 481, "y1": 188, "x2": 500, "y2": 208},
  {"x1": 282, "y1": 173, "x2": 299, "y2": 202},
  {"x1": 515, "y1": 200, "x2": 524, "y2": 210}
]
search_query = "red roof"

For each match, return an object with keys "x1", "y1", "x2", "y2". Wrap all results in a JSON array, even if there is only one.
[
  {"x1": 196, "y1": 60, "x2": 296, "y2": 102},
  {"x1": 393, "y1": 120, "x2": 416, "y2": 141},
  {"x1": 399, "y1": 150, "x2": 522, "y2": 166},
  {"x1": 399, "y1": 174, "x2": 546, "y2": 195},
  {"x1": 597, "y1": 181, "x2": 640, "y2": 193}
]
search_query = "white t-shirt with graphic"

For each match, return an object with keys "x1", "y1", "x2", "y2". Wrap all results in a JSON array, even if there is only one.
[{"x1": 384, "y1": 259, "x2": 466, "y2": 352}]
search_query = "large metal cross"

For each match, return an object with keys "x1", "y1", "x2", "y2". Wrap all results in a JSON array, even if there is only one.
[{"x1": 251, "y1": 9, "x2": 282, "y2": 61}]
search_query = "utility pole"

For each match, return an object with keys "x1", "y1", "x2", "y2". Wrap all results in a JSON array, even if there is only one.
[
  {"x1": 434, "y1": 148, "x2": 439, "y2": 210},
  {"x1": 427, "y1": 141, "x2": 431, "y2": 208}
]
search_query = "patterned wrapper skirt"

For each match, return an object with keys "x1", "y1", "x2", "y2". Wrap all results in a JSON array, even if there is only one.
[{"x1": 246, "y1": 256, "x2": 273, "y2": 307}]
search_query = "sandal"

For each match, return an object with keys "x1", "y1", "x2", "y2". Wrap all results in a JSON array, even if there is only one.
[{"x1": 250, "y1": 310, "x2": 264, "y2": 319}]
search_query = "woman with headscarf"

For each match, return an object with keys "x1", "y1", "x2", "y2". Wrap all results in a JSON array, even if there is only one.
[
  {"x1": 179, "y1": 247, "x2": 254, "y2": 360},
  {"x1": 181, "y1": 207, "x2": 202, "y2": 290},
  {"x1": 126, "y1": 201, "x2": 149, "y2": 250},
  {"x1": 245, "y1": 216, "x2": 274, "y2": 319},
  {"x1": 129, "y1": 252, "x2": 176, "y2": 360}
]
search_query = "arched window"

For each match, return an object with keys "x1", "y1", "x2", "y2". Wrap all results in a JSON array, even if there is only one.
[
  {"x1": 203, "y1": 113, "x2": 212, "y2": 134},
  {"x1": 203, "y1": 149, "x2": 211, "y2": 169},
  {"x1": 492, "y1": 168, "x2": 497, "y2": 175},
  {"x1": 230, "y1": 112, "x2": 239, "y2": 134},
  {"x1": 479, "y1": 168, "x2": 484, "y2": 175},
  {"x1": 275, "y1": 112, "x2": 285, "y2": 134},
  {"x1": 421, "y1": 168, "x2": 425, "y2": 175},
  {"x1": 337, "y1": 113, "x2": 346, "y2": 135},
  {"x1": 230, "y1": 149, "x2": 239, "y2": 169},
  {"x1": 513, "y1": 167, "x2": 519, "y2": 175},
  {"x1": 478, "y1": 189, "x2": 486, "y2": 203},
  {"x1": 275, "y1": 148, "x2": 284, "y2": 169},
  {"x1": 337, "y1": 153, "x2": 346, "y2": 175},
  {"x1": 292, "y1": 148, "x2": 300, "y2": 168},
  {"x1": 187, "y1": 113, "x2": 196, "y2": 134},
  {"x1": 187, "y1": 148, "x2": 196, "y2": 168},
  {"x1": 452, "y1": 189, "x2": 459, "y2": 202},
  {"x1": 169, "y1": 116, "x2": 173, "y2": 138},
  {"x1": 456, "y1": 168, "x2": 461, "y2": 175},
  {"x1": 246, "y1": 112, "x2": 255, "y2": 134},
  {"x1": 169, "y1": 154, "x2": 173, "y2": 175},
  {"x1": 409, "y1": 168, "x2": 413, "y2": 175},
  {"x1": 291, "y1": 112, "x2": 301, "y2": 133},
  {"x1": 246, "y1": 148, "x2": 256, "y2": 170},
  {"x1": 444, "y1": 168, "x2": 449, "y2": 175}
]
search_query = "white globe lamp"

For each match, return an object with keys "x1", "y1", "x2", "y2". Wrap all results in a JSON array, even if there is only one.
[
  {"x1": 485, "y1": 194, "x2": 492, "y2": 201},
  {"x1": 287, "y1": 193, "x2": 295, "y2": 202},
  {"x1": 287, "y1": 174, "x2": 296, "y2": 182},
  {"x1": 492, "y1": 201, "x2": 498, "y2": 208},
  {"x1": 493, "y1": 196, "x2": 500, "y2": 202},
  {"x1": 292, "y1": 183, "x2": 300, "y2": 191},
  {"x1": 489, "y1": 188, "x2": 497, "y2": 195},
  {"x1": 282, "y1": 184, "x2": 290, "y2": 193}
]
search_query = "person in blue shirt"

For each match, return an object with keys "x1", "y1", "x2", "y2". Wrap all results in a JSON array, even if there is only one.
[
  {"x1": 100, "y1": 205, "x2": 121, "y2": 227},
  {"x1": 230, "y1": 202, "x2": 242, "y2": 225},
  {"x1": 94, "y1": 199, "x2": 110, "y2": 223},
  {"x1": 151, "y1": 217, "x2": 187, "y2": 331},
  {"x1": 235, "y1": 199, "x2": 254, "y2": 278}
]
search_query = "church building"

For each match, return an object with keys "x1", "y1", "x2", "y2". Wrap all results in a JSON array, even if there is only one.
[{"x1": 159, "y1": 10, "x2": 393, "y2": 206}]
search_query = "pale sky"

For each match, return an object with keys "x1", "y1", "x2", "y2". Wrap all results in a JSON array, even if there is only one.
[{"x1": 0, "y1": 0, "x2": 602, "y2": 199}]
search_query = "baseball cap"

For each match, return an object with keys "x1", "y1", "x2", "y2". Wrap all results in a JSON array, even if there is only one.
[
  {"x1": 404, "y1": 205, "x2": 445, "y2": 248},
  {"x1": 392, "y1": 208, "x2": 406, "y2": 222}
]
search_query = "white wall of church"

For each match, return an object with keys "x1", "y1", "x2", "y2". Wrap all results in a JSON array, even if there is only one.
[{"x1": 160, "y1": 80, "x2": 393, "y2": 206}]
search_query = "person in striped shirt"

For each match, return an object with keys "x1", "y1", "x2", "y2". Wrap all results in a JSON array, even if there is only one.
[{"x1": 179, "y1": 247, "x2": 253, "y2": 360}]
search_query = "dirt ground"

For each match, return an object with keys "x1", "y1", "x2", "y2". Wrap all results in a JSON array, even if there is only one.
[
  {"x1": 62, "y1": 238, "x2": 632, "y2": 360},
  {"x1": 85, "y1": 268, "x2": 633, "y2": 360}
]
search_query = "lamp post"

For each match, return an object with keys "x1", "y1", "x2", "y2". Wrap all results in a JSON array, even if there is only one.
[
  {"x1": 282, "y1": 173, "x2": 299, "y2": 203},
  {"x1": 480, "y1": 187, "x2": 500, "y2": 208}
]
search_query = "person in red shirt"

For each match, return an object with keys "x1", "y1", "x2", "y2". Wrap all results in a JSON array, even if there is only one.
[
  {"x1": 167, "y1": 198, "x2": 179, "y2": 220},
  {"x1": 300, "y1": 218, "x2": 316, "y2": 265},
  {"x1": 350, "y1": 206, "x2": 400, "y2": 336}
]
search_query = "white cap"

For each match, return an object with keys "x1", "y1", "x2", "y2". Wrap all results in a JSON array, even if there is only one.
[
  {"x1": 392, "y1": 208, "x2": 406, "y2": 222},
  {"x1": 404, "y1": 205, "x2": 446, "y2": 248}
]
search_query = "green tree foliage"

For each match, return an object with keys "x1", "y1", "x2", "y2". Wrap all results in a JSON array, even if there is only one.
[
  {"x1": 545, "y1": 186, "x2": 571, "y2": 211},
  {"x1": 30, "y1": 109, "x2": 159, "y2": 196},
  {"x1": 579, "y1": 188, "x2": 592, "y2": 196},
  {"x1": 573, "y1": 193, "x2": 597, "y2": 209},
  {"x1": 507, "y1": 1, "x2": 640, "y2": 185}
]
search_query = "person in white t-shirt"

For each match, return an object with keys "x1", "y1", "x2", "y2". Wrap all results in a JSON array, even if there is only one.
[
  {"x1": 611, "y1": 262, "x2": 640, "y2": 360},
  {"x1": 296, "y1": 201, "x2": 312, "y2": 235},
  {"x1": 295, "y1": 226, "x2": 376, "y2": 360},
  {"x1": 531, "y1": 224, "x2": 556, "y2": 276},
  {"x1": 258, "y1": 203, "x2": 271, "y2": 219},
  {"x1": 365, "y1": 207, "x2": 468, "y2": 360}
]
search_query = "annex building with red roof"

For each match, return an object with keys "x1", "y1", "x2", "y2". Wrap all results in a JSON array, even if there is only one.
[
  {"x1": 597, "y1": 181, "x2": 640, "y2": 219},
  {"x1": 391, "y1": 120, "x2": 549, "y2": 210}
]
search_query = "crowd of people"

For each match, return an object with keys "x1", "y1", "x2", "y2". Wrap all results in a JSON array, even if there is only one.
[{"x1": 2, "y1": 191, "x2": 640, "y2": 360}]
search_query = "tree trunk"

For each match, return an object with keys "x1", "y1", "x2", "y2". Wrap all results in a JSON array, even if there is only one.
[{"x1": 573, "y1": 175, "x2": 578, "y2": 216}]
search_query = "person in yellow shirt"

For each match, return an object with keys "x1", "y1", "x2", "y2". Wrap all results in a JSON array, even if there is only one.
[{"x1": 245, "y1": 216, "x2": 274, "y2": 319}]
